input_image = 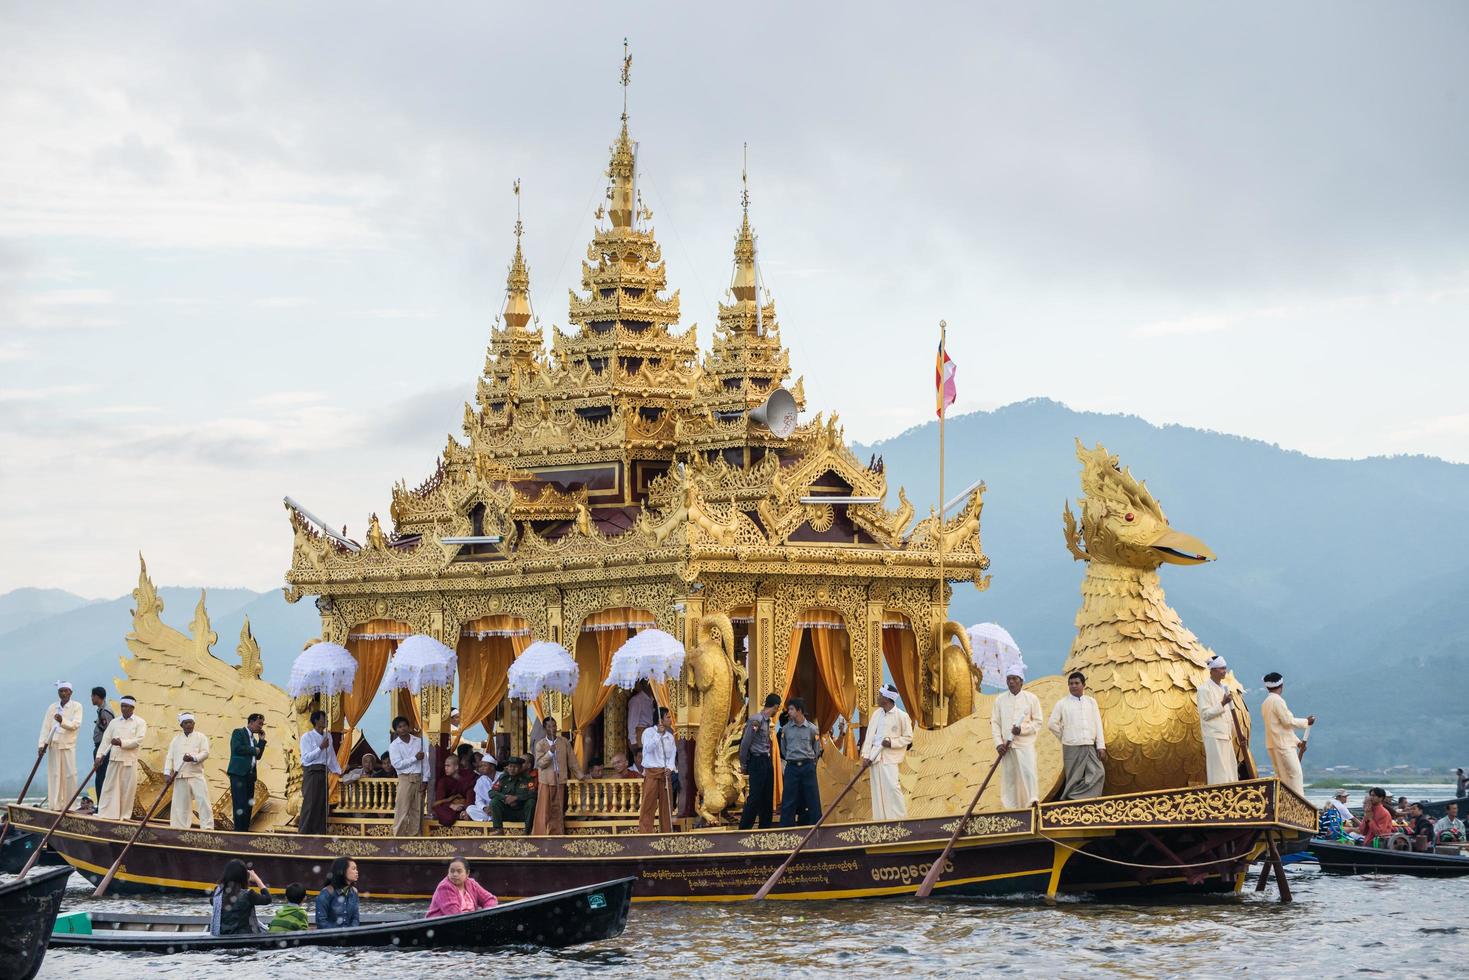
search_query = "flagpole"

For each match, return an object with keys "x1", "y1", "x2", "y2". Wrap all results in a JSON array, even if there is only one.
[{"x1": 936, "y1": 319, "x2": 948, "y2": 727}]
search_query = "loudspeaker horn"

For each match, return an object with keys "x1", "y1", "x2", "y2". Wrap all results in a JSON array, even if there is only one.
[{"x1": 748, "y1": 387, "x2": 798, "y2": 438}]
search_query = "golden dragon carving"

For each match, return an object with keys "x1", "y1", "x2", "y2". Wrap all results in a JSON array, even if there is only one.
[
  {"x1": 928, "y1": 620, "x2": 981, "y2": 723},
  {"x1": 685, "y1": 612, "x2": 746, "y2": 824}
]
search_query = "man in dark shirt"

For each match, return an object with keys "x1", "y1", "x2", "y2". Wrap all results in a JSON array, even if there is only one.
[
  {"x1": 738, "y1": 693, "x2": 782, "y2": 830},
  {"x1": 490, "y1": 757, "x2": 537, "y2": 833},
  {"x1": 227, "y1": 714, "x2": 267, "y2": 832},
  {"x1": 1407, "y1": 802, "x2": 1436, "y2": 846},
  {"x1": 778, "y1": 697, "x2": 824, "y2": 827},
  {"x1": 91, "y1": 687, "x2": 115, "y2": 799}
]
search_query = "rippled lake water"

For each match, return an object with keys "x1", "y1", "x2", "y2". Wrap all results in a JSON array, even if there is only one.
[{"x1": 28, "y1": 784, "x2": 1467, "y2": 979}]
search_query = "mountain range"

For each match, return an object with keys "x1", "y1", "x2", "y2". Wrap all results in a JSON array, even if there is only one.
[{"x1": 2, "y1": 397, "x2": 1464, "y2": 788}]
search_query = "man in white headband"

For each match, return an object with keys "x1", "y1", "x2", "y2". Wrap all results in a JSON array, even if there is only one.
[
  {"x1": 991, "y1": 665, "x2": 1043, "y2": 808},
  {"x1": 165, "y1": 711, "x2": 214, "y2": 829},
  {"x1": 96, "y1": 695, "x2": 147, "y2": 819},
  {"x1": 1196, "y1": 654, "x2": 1243, "y2": 784},
  {"x1": 36, "y1": 681, "x2": 84, "y2": 810},
  {"x1": 1260, "y1": 672, "x2": 1314, "y2": 795},
  {"x1": 861, "y1": 683, "x2": 913, "y2": 820}
]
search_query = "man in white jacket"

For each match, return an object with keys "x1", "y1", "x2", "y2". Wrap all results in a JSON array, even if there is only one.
[
  {"x1": 37, "y1": 681, "x2": 85, "y2": 810},
  {"x1": 1048, "y1": 671, "x2": 1107, "y2": 800},
  {"x1": 991, "y1": 666, "x2": 1044, "y2": 808},
  {"x1": 165, "y1": 712, "x2": 214, "y2": 829},
  {"x1": 861, "y1": 684, "x2": 913, "y2": 819},
  {"x1": 1260, "y1": 672, "x2": 1313, "y2": 795},
  {"x1": 96, "y1": 695, "x2": 147, "y2": 819},
  {"x1": 1195, "y1": 655, "x2": 1242, "y2": 784}
]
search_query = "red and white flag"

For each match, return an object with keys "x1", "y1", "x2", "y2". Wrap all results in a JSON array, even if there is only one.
[{"x1": 935, "y1": 337, "x2": 957, "y2": 418}]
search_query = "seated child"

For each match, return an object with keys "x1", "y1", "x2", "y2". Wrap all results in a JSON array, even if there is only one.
[{"x1": 267, "y1": 882, "x2": 309, "y2": 932}]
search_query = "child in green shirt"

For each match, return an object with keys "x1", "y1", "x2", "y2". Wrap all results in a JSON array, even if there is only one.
[{"x1": 267, "y1": 882, "x2": 309, "y2": 932}]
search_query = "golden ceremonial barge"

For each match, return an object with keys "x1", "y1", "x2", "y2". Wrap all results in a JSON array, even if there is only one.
[{"x1": 8, "y1": 68, "x2": 1316, "y2": 903}]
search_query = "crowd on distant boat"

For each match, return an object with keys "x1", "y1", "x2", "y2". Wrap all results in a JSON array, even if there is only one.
[{"x1": 1318, "y1": 785, "x2": 1466, "y2": 851}]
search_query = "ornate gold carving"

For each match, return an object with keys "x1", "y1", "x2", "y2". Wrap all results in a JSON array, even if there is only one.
[
  {"x1": 562, "y1": 837, "x2": 624, "y2": 857},
  {"x1": 648, "y1": 834, "x2": 716, "y2": 854},
  {"x1": 738, "y1": 831, "x2": 805, "y2": 850},
  {"x1": 247, "y1": 835, "x2": 305, "y2": 854},
  {"x1": 687, "y1": 612, "x2": 745, "y2": 824},
  {"x1": 1061, "y1": 440, "x2": 1251, "y2": 793},
  {"x1": 397, "y1": 839, "x2": 463, "y2": 857},
  {"x1": 938, "y1": 814, "x2": 1029, "y2": 837},
  {"x1": 478, "y1": 837, "x2": 541, "y2": 858},
  {"x1": 1274, "y1": 782, "x2": 1319, "y2": 832},
  {"x1": 325, "y1": 839, "x2": 379, "y2": 856},
  {"x1": 834, "y1": 823, "x2": 913, "y2": 845},
  {"x1": 175, "y1": 831, "x2": 227, "y2": 850},
  {"x1": 1041, "y1": 783, "x2": 1270, "y2": 829}
]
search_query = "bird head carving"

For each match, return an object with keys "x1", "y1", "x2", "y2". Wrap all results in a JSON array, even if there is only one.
[{"x1": 1064, "y1": 439, "x2": 1214, "y2": 569}]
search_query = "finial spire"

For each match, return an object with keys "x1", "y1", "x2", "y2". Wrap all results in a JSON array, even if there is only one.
[
  {"x1": 730, "y1": 149, "x2": 758, "y2": 306},
  {"x1": 503, "y1": 178, "x2": 532, "y2": 330},
  {"x1": 620, "y1": 37, "x2": 632, "y2": 122},
  {"x1": 741, "y1": 142, "x2": 749, "y2": 216}
]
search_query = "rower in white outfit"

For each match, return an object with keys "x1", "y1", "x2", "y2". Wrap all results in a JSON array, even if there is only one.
[
  {"x1": 165, "y1": 712, "x2": 214, "y2": 829},
  {"x1": 96, "y1": 695, "x2": 147, "y2": 819},
  {"x1": 37, "y1": 681, "x2": 85, "y2": 810},
  {"x1": 990, "y1": 666, "x2": 1043, "y2": 808},
  {"x1": 861, "y1": 683, "x2": 913, "y2": 820},
  {"x1": 1260, "y1": 672, "x2": 1314, "y2": 795},
  {"x1": 1195, "y1": 655, "x2": 1241, "y2": 785}
]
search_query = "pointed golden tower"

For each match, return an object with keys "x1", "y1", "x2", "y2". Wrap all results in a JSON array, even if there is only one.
[{"x1": 473, "y1": 180, "x2": 544, "y2": 420}]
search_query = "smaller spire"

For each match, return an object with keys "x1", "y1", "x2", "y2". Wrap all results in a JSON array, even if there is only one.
[
  {"x1": 607, "y1": 40, "x2": 636, "y2": 229},
  {"x1": 502, "y1": 178, "x2": 532, "y2": 329},
  {"x1": 730, "y1": 146, "x2": 757, "y2": 304}
]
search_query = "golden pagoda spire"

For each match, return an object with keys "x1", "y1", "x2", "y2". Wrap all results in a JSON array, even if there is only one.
[
  {"x1": 503, "y1": 178, "x2": 532, "y2": 330},
  {"x1": 730, "y1": 143, "x2": 757, "y2": 305},
  {"x1": 607, "y1": 38, "x2": 636, "y2": 229}
]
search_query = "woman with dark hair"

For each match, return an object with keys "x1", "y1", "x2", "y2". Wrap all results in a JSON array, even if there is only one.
[
  {"x1": 315, "y1": 855, "x2": 361, "y2": 929},
  {"x1": 426, "y1": 857, "x2": 497, "y2": 918},
  {"x1": 210, "y1": 859, "x2": 271, "y2": 935}
]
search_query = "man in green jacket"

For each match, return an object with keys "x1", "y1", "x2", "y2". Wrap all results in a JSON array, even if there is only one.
[
  {"x1": 227, "y1": 713, "x2": 267, "y2": 832},
  {"x1": 490, "y1": 757, "x2": 537, "y2": 833}
]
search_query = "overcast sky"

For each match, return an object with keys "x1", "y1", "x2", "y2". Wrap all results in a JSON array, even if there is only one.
[{"x1": 2, "y1": 2, "x2": 1466, "y2": 598}]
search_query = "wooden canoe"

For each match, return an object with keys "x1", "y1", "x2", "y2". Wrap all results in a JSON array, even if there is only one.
[
  {"x1": 1309, "y1": 839, "x2": 1469, "y2": 877},
  {"x1": 0, "y1": 865, "x2": 73, "y2": 980},
  {"x1": 49, "y1": 876, "x2": 633, "y2": 952}
]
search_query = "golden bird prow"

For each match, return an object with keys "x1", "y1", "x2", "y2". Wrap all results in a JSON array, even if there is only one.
[
  {"x1": 1061, "y1": 440, "x2": 1253, "y2": 793},
  {"x1": 118, "y1": 556, "x2": 298, "y2": 830}
]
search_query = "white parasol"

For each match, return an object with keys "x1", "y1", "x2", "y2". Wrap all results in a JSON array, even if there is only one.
[
  {"x1": 603, "y1": 628, "x2": 685, "y2": 690},
  {"x1": 287, "y1": 641, "x2": 358, "y2": 698},
  {"x1": 508, "y1": 641, "x2": 579, "y2": 701},
  {"x1": 381, "y1": 634, "x2": 457, "y2": 695},
  {"x1": 966, "y1": 622, "x2": 1026, "y2": 690}
]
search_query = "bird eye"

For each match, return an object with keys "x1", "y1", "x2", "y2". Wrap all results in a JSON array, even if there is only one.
[{"x1": 1125, "y1": 512, "x2": 1135, "y2": 522}]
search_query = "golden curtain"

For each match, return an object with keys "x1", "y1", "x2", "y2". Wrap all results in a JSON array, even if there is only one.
[
  {"x1": 337, "y1": 618, "x2": 408, "y2": 771},
  {"x1": 570, "y1": 608, "x2": 651, "y2": 767},
  {"x1": 881, "y1": 614, "x2": 925, "y2": 728},
  {"x1": 455, "y1": 616, "x2": 529, "y2": 740},
  {"x1": 809, "y1": 625, "x2": 858, "y2": 759}
]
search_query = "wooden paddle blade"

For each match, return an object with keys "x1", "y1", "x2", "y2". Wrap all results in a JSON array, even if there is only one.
[
  {"x1": 752, "y1": 759, "x2": 870, "y2": 901},
  {"x1": 915, "y1": 744, "x2": 1009, "y2": 899}
]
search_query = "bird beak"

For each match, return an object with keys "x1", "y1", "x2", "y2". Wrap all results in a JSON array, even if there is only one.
[{"x1": 1149, "y1": 528, "x2": 1215, "y2": 564}]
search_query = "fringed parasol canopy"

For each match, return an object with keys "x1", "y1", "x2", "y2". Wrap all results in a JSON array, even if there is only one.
[
  {"x1": 381, "y1": 634, "x2": 457, "y2": 695},
  {"x1": 508, "y1": 641, "x2": 579, "y2": 701},
  {"x1": 287, "y1": 641, "x2": 358, "y2": 698},
  {"x1": 966, "y1": 622, "x2": 1027, "y2": 690},
  {"x1": 603, "y1": 628, "x2": 685, "y2": 690}
]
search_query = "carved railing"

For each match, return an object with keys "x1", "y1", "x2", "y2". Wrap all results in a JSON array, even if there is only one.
[
  {"x1": 565, "y1": 778, "x2": 643, "y2": 818},
  {"x1": 336, "y1": 777, "x2": 398, "y2": 814}
]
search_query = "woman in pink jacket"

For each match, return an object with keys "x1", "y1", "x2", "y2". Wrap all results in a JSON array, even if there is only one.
[{"x1": 425, "y1": 857, "x2": 498, "y2": 918}]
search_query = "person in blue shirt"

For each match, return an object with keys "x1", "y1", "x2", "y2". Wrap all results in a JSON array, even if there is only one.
[{"x1": 315, "y1": 856, "x2": 361, "y2": 929}]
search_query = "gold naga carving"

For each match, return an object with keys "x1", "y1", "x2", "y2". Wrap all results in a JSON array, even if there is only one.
[
  {"x1": 685, "y1": 612, "x2": 747, "y2": 824},
  {"x1": 1060, "y1": 439, "x2": 1253, "y2": 794},
  {"x1": 119, "y1": 556, "x2": 298, "y2": 832},
  {"x1": 928, "y1": 621, "x2": 981, "y2": 722},
  {"x1": 1039, "y1": 782, "x2": 1271, "y2": 829}
]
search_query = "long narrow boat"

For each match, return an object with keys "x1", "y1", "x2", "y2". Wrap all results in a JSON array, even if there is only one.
[
  {"x1": 1, "y1": 829, "x2": 68, "y2": 875},
  {"x1": 1309, "y1": 839, "x2": 1469, "y2": 877},
  {"x1": 0, "y1": 866, "x2": 73, "y2": 980},
  {"x1": 50, "y1": 877, "x2": 633, "y2": 952},
  {"x1": 9, "y1": 777, "x2": 1319, "y2": 902}
]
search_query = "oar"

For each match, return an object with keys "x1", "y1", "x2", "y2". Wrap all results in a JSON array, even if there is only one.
[
  {"x1": 0, "y1": 746, "x2": 47, "y2": 841},
  {"x1": 93, "y1": 772, "x2": 175, "y2": 897},
  {"x1": 19, "y1": 752, "x2": 107, "y2": 877},
  {"x1": 1227, "y1": 693, "x2": 1257, "y2": 780},
  {"x1": 753, "y1": 757, "x2": 871, "y2": 901},
  {"x1": 915, "y1": 742, "x2": 1009, "y2": 898}
]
